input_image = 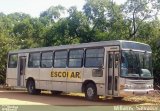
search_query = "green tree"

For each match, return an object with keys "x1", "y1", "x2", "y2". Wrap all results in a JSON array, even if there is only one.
[
  {"x1": 122, "y1": 0, "x2": 160, "y2": 39},
  {"x1": 40, "y1": 5, "x2": 65, "y2": 26},
  {"x1": 0, "y1": 32, "x2": 18, "y2": 84}
]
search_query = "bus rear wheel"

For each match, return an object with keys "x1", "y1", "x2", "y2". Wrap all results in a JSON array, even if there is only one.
[
  {"x1": 27, "y1": 80, "x2": 41, "y2": 95},
  {"x1": 85, "y1": 83, "x2": 98, "y2": 101}
]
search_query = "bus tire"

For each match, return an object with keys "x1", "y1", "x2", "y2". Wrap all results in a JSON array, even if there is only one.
[
  {"x1": 51, "y1": 91, "x2": 62, "y2": 95},
  {"x1": 85, "y1": 83, "x2": 98, "y2": 101},
  {"x1": 27, "y1": 80, "x2": 41, "y2": 95}
]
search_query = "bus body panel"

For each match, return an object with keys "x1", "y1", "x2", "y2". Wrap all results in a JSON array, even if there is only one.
[
  {"x1": 39, "y1": 68, "x2": 53, "y2": 90},
  {"x1": 83, "y1": 67, "x2": 105, "y2": 95},
  {"x1": 6, "y1": 67, "x2": 17, "y2": 86},
  {"x1": 26, "y1": 68, "x2": 40, "y2": 88},
  {"x1": 66, "y1": 68, "x2": 83, "y2": 93},
  {"x1": 52, "y1": 68, "x2": 67, "y2": 92}
]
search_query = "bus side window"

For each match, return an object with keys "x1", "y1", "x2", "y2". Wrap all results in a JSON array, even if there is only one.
[
  {"x1": 68, "y1": 49, "x2": 84, "y2": 68},
  {"x1": 85, "y1": 48, "x2": 104, "y2": 67},
  {"x1": 41, "y1": 52, "x2": 53, "y2": 68},
  {"x1": 28, "y1": 52, "x2": 40, "y2": 68},
  {"x1": 54, "y1": 50, "x2": 67, "y2": 68},
  {"x1": 8, "y1": 54, "x2": 18, "y2": 68}
]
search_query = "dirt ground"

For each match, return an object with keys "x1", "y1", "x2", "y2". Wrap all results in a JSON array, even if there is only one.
[{"x1": 0, "y1": 89, "x2": 158, "y2": 105}]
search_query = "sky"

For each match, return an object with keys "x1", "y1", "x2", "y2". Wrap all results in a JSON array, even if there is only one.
[{"x1": 0, "y1": 0, "x2": 126, "y2": 17}]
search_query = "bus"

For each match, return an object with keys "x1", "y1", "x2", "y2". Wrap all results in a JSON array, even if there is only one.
[{"x1": 6, "y1": 40, "x2": 154, "y2": 100}]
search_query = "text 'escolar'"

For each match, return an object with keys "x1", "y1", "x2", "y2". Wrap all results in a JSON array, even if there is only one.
[{"x1": 51, "y1": 71, "x2": 81, "y2": 78}]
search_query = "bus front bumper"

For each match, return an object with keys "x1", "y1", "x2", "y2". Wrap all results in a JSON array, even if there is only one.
[{"x1": 119, "y1": 89, "x2": 154, "y2": 96}]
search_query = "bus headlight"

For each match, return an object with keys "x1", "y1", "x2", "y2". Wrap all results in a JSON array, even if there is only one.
[
  {"x1": 120, "y1": 84, "x2": 132, "y2": 90},
  {"x1": 124, "y1": 84, "x2": 132, "y2": 89},
  {"x1": 146, "y1": 85, "x2": 153, "y2": 88},
  {"x1": 120, "y1": 85, "x2": 125, "y2": 90}
]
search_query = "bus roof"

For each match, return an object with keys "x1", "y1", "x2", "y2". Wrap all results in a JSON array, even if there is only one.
[{"x1": 9, "y1": 40, "x2": 151, "y2": 54}]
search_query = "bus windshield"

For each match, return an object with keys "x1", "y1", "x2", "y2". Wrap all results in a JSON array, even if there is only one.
[{"x1": 121, "y1": 51, "x2": 152, "y2": 78}]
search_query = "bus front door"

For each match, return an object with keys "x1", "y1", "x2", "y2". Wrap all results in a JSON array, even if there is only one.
[
  {"x1": 107, "y1": 51, "x2": 119, "y2": 96},
  {"x1": 18, "y1": 56, "x2": 26, "y2": 87}
]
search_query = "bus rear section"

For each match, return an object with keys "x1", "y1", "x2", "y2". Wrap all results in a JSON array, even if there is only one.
[{"x1": 6, "y1": 53, "x2": 27, "y2": 88}]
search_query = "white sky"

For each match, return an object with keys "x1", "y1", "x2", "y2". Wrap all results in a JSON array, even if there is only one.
[{"x1": 0, "y1": 0, "x2": 126, "y2": 17}]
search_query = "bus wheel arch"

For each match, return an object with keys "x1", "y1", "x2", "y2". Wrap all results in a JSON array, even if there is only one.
[
  {"x1": 82, "y1": 80, "x2": 98, "y2": 100},
  {"x1": 26, "y1": 77, "x2": 41, "y2": 95}
]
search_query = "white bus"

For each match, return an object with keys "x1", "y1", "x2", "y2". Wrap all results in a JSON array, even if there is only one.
[{"x1": 6, "y1": 40, "x2": 153, "y2": 100}]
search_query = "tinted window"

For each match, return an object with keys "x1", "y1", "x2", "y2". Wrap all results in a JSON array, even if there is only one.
[
  {"x1": 85, "y1": 48, "x2": 104, "y2": 67},
  {"x1": 41, "y1": 52, "x2": 53, "y2": 68},
  {"x1": 108, "y1": 54, "x2": 113, "y2": 68},
  {"x1": 8, "y1": 54, "x2": 18, "y2": 68},
  {"x1": 54, "y1": 50, "x2": 67, "y2": 68},
  {"x1": 122, "y1": 42, "x2": 151, "y2": 51},
  {"x1": 69, "y1": 49, "x2": 84, "y2": 68},
  {"x1": 28, "y1": 53, "x2": 40, "y2": 68}
]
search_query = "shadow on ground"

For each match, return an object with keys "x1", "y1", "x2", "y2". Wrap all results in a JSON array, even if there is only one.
[{"x1": 0, "y1": 89, "x2": 144, "y2": 105}]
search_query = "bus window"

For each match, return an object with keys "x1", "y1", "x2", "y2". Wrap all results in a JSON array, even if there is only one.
[
  {"x1": 8, "y1": 54, "x2": 18, "y2": 68},
  {"x1": 28, "y1": 52, "x2": 40, "y2": 68},
  {"x1": 68, "y1": 49, "x2": 84, "y2": 68},
  {"x1": 85, "y1": 48, "x2": 104, "y2": 67},
  {"x1": 41, "y1": 52, "x2": 53, "y2": 68},
  {"x1": 108, "y1": 54, "x2": 113, "y2": 68},
  {"x1": 54, "y1": 50, "x2": 67, "y2": 68}
]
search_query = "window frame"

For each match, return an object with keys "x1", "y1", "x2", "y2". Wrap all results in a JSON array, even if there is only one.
[
  {"x1": 53, "y1": 50, "x2": 68, "y2": 68},
  {"x1": 8, "y1": 54, "x2": 18, "y2": 68},
  {"x1": 68, "y1": 49, "x2": 84, "y2": 68},
  {"x1": 40, "y1": 51, "x2": 53, "y2": 68},
  {"x1": 84, "y1": 47, "x2": 105, "y2": 68},
  {"x1": 28, "y1": 52, "x2": 41, "y2": 68}
]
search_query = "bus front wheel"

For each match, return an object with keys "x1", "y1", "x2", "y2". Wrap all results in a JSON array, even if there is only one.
[
  {"x1": 27, "y1": 80, "x2": 41, "y2": 95},
  {"x1": 85, "y1": 83, "x2": 98, "y2": 101}
]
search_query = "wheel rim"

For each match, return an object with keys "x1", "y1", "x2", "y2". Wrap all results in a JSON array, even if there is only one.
[{"x1": 87, "y1": 87, "x2": 94, "y2": 97}]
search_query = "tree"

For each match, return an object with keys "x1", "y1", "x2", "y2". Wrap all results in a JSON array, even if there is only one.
[
  {"x1": 0, "y1": 32, "x2": 18, "y2": 84},
  {"x1": 40, "y1": 5, "x2": 65, "y2": 25},
  {"x1": 83, "y1": 0, "x2": 128, "y2": 41},
  {"x1": 122, "y1": 0, "x2": 160, "y2": 39},
  {"x1": 13, "y1": 18, "x2": 39, "y2": 48}
]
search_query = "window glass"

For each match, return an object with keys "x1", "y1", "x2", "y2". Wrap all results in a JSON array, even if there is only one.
[
  {"x1": 108, "y1": 54, "x2": 113, "y2": 68},
  {"x1": 54, "y1": 59, "x2": 67, "y2": 68},
  {"x1": 28, "y1": 53, "x2": 40, "y2": 68},
  {"x1": 115, "y1": 54, "x2": 119, "y2": 68},
  {"x1": 54, "y1": 50, "x2": 67, "y2": 68},
  {"x1": 121, "y1": 51, "x2": 152, "y2": 78},
  {"x1": 55, "y1": 51, "x2": 67, "y2": 59},
  {"x1": 69, "y1": 49, "x2": 83, "y2": 67},
  {"x1": 69, "y1": 50, "x2": 83, "y2": 58},
  {"x1": 8, "y1": 54, "x2": 18, "y2": 68},
  {"x1": 85, "y1": 58, "x2": 103, "y2": 67},
  {"x1": 41, "y1": 52, "x2": 53, "y2": 68},
  {"x1": 85, "y1": 48, "x2": 104, "y2": 67},
  {"x1": 86, "y1": 49, "x2": 104, "y2": 57}
]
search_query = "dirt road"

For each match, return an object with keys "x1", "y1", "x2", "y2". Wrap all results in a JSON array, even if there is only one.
[{"x1": 0, "y1": 89, "x2": 144, "y2": 106}]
